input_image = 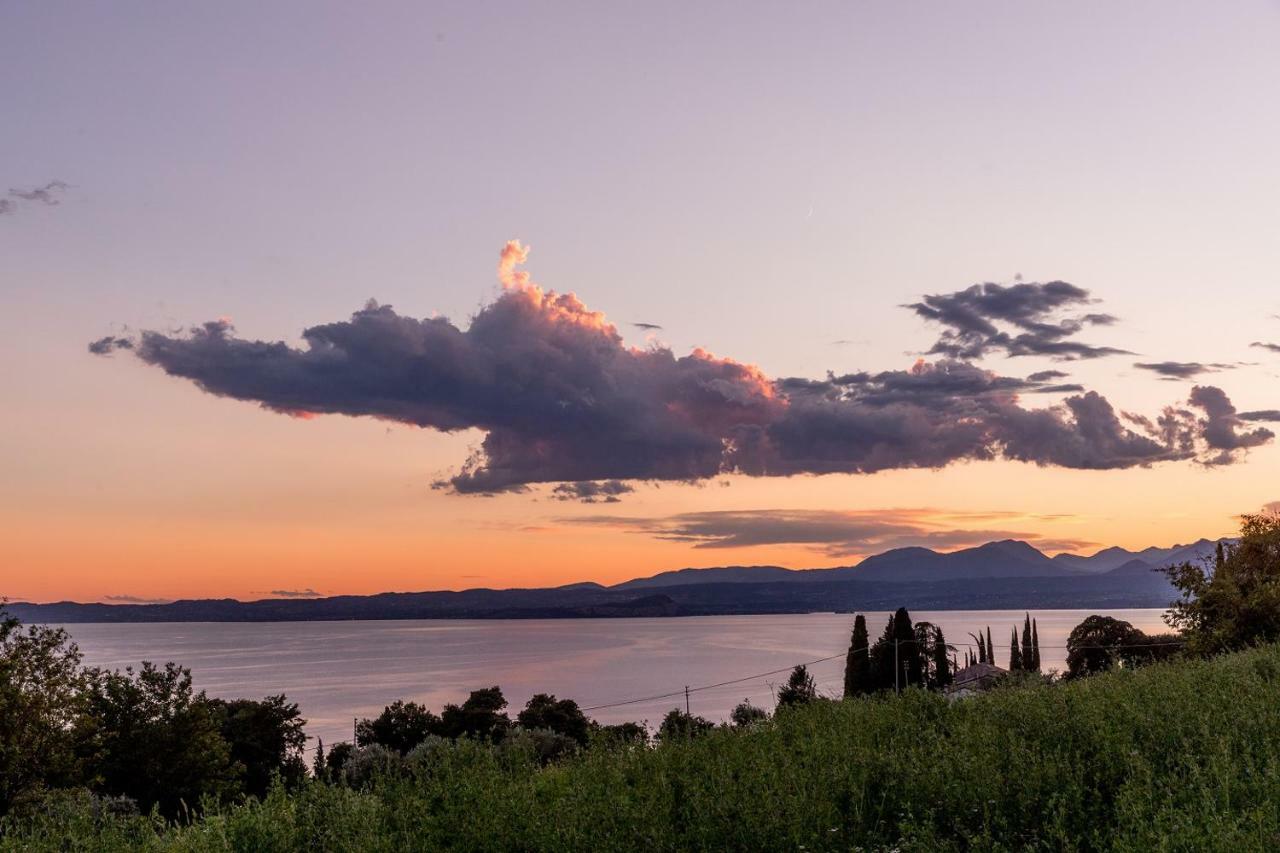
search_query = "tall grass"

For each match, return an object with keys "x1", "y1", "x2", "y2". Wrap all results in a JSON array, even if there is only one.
[{"x1": 8, "y1": 645, "x2": 1280, "y2": 851}]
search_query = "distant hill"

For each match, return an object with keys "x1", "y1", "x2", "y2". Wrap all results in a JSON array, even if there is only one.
[
  {"x1": 6, "y1": 536, "x2": 1230, "y2": 623},
  {"x1": 1051, "y1": 538, "x2": 1226, "y2": 574},
  {"x1": 613, "y1": 565, "x2": 799, "y2": 590}
]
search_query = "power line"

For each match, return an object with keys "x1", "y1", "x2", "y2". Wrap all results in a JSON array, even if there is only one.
[{"x1": 578, "y1": 639, "x2": 1185, "y2": 713}]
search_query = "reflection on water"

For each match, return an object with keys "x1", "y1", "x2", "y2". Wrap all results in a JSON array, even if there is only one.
[{"x1": 58, "y1": 609, "x2": 1169, "y2": 746}]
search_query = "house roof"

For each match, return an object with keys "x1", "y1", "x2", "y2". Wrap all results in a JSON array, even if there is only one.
[{"x1": 950, "y1": 662, "x2": 1007, "y2": 689}]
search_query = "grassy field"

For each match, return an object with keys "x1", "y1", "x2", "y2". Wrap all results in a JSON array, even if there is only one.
[{"x1": 8, "y1": 644, "x2": 1280, "y2": 851}]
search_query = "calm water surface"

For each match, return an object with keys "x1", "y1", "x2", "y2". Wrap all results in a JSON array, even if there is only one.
[{"x1": 57, "y1": 609, "x2": 1169, "y2": 746}]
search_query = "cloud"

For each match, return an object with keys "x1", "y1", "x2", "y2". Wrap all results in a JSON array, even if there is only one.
[
  {"x1": 1027, "y1": 370, "x2": 1069, "y2": 382},
  {"x1": 906, "y1": 281, "x2": 1130, "y2": 361},
  {"x1": 88, "y1": 336, "x2": 134, "y2": 355},
  {"x1": 1240, "y1": 410, "x2": 1280, "y2": 422},
  {"x1": 105, "y1": 594, "x2": 170, "y2": 604},
  {"x1": 268, "y1": 588, "x2": 322, "y2": 598},
  {"x1": 550, "y1": 480, "x2": 635, "y2": 503},
  {"x1": 1184, "y1": 385, "x2": 1274, "y2": 464},
  {"x1": 2, "y1": 180, "x2": 70, "y2": 216},
  {"x1": 632, "y1": 322, "x2": 663, "y2": 331},
  {"x1": 102, "y1": 242, "x2": 1274, "y2": 494},
  {"x1": 563, "y1": 508, "x2": 1093, "y2": 558},
  {"x1": 1134, "y1": 361, "x2": 1234, "y2": 380},
  {"x1": 1252, "y1": 342, "x2": 1280, "y2": 354}
]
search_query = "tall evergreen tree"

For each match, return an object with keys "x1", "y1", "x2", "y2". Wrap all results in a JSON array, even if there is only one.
[
  {"x1": 893, "y1": 607, "x2": 924, "y2": 688},
  {"x1": 869, "y1": 615, "x2": 898, "y2": 691},
  {"x1": 1009, "y1": 627, "x2": 1023, "y2": 671},
  {"x1": 1022, "y1": 614, "x2": 1034, "y2": 670},
  {"x1": 932, "y1": 626, "x2": 952, "y2": 688},
  {"x1": 986, "y1": 627, "x2": 994, "y2": 665},
  {"x1": 843, "y1": 614, "x2": 871, "y2": 697},
  {"x1": 312, "y1": 738, "x2": 326, "y2": 782},
  {"x1": 972, "y1": 631, "x2": 986, "y2": 664},
  {"x1": 1031, "y1": 619, "x2": 1041, "y2": 671}
]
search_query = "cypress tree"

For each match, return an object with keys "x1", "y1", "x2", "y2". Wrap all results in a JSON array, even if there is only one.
[
  {"x1": 986, "y1": 627, "x2": 994, "y2": 666},
  {"x1": 932, "y1": 626, "x2": 952, "y2": 688},
  {"x1": 891, "y1": 607, "x2": 922, "y2": 688},
  {"x1": 1022, "y1": 614, "x2": 1034, "y2": 671},
  {"x1": 869, "y1": 614, "x2": 898, "y2": 690},
  {"x1": 1009, "y1": 627, "x2": 1023, "y2": 671},
  {"x1": 1031, "y1": 619, "x2": 1041, "y2": 671},
  {"x1": 844, "y1": 614, "x2": 871, "y2": 697},
  {"x1": 312, "y1": 738, "x2": 326, "y2": 782},
  {"x1": 973, "y1": 631, "x2": 986, "y2": 664}
]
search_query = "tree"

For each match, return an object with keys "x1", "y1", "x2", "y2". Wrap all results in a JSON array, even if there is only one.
[
  {"x1": 593, "y1": 722, "x2": 648, "y2": 746},
  {"x1": 730, "y1": 700, "x2": 768, "y2": 727},
  {"x1": 0, "y1": 610, "x2": 88, "y2": 814},
  {"x1": 209, "y1": 695, "x2": 308, "y2": 798},
  {"x1": 871, "y1": 608, "x2": 924, "y2": 691},
  {"x1": 931, "y1": 625, "x2": 952, "y2": 689},
  {"x1": 1164, "y1": 513, "x2": 1280, "y2": 655},
  {"x1": 356, "y1": 701, "x2": 441, "y2": 755},
  {"x1": 657, "y1": 709, "x2": 714, "y2": 742},
  {"x1": 517, "y1": 694, "x2": 589, "y2": 746},
  {"x1": 312, "y1": 739, "x2": 326, "y2": 781},
  {"x1": 1009, "y1": 627, "x2": 1023, "y2": 671},
  {"x1": 1031, "y1": 619, "x2": 1042, "y2": 671},
  {"x1": 1066, "y1": 616, "x2": 1146, "y2": 678},
  {"x1": 325, "y1": 742, "x2": 356, "y2": 779},
  {"x1": 871, "y1": 615, "x2": 899, "y2": 689},
  {"x1": 1021, "y1": 614, "x2": 1037, "y2": 673},
  {"x1": 79, "y1": 662, "x2": 238, "y2": 818},
  {"x1": 986, "y1": 627, "x2": 994, "y2": 666},
  {"x1": 777, "y1": 665, "x2": 817, "y2": 708},
  {"x1": 970, "y1": 631, "x2": 987, "y2": 665},
  {"x1": 843, "y1": 614, "x2": 871, "y2": 697},
  {"x1": 439, "y1": 686, "x2": 510, "y2": 742}
]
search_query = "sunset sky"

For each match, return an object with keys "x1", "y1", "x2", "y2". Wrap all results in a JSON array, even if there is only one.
[{"x1": 3, "y1": 1, "x2": 1279, "y2": 603}]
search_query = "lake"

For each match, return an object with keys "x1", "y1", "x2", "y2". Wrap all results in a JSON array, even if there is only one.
[{"x1": 56, "y1": 609, "x2": 1170, "y2": 747}]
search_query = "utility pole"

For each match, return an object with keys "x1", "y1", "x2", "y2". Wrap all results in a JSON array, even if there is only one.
[
  {"x1": 894, "y1": 638, "x2": 900, "y2": 695},
  {"x1": 684, "y1": 685, "x2": 691, "y2": 715}
]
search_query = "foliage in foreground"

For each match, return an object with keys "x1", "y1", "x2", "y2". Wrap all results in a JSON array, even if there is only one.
[{"x1": 8, "y1": 642, "x2": 1280, "y2": 851}]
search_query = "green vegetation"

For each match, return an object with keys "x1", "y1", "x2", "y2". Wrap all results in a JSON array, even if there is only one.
[{"x1": 5, "y1": 643, "x2": 1280, "y2": 850}]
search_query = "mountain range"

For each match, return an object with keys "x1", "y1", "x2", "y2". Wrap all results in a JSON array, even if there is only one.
[{"x1": 7, "y1": 537, "x2": 1226, "y2": 623}]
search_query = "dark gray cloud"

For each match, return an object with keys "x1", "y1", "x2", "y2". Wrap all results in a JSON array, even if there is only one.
[
  {"x1": 550, "y1": 480, "x2": 635, "y2": 503},
  {"x1": 105, "y1": 594, "x2": 170, "y2": 604},
  {"x1": 88, "y1": 336, "x2": 134, "y2": 355},
  {"x1": 100, "y1": 243, "x2": 1274, "y2": 494},
  {"x1": 1186, "y1": 385, "x2": 1274, "y2": 464},
  {"x1": 268, "y1": 588, "x2": 322, "y2": 598},
  {"x1": 3, "y1": 180, "x2": 70, "y2": 216},
  {"x1": 737, "y1": 362, "x2": 1261, "y2": 475},
  {"x1": 1027, "y1": 370, "x2": 1069, "y2": 382},
  {"x1": 907, "y1": 281, "x2": 1128, "y2": 360},
  {"x1": 1240, "y1": 410, "x2": 1280, "y2": 422},
  {"x1": 564, "y1": 508, "x2": 1094, "y2": 557},
  {"x1": 1252, "y1": 342, "x2": 1280, "y2": 354},
  {"x1": 10, "y1": 180, "x2": 70, "y2": 205},
  {"x1": 632, "y1": 322, "x2": 663, "y2": 331},
  {"x1": 1134, "y1": 361, "x2": 1234, "y2": 380}
]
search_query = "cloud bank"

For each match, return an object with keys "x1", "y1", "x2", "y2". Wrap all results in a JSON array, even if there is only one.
[
  {"x1": 563, "y1": 508, "x2": 1093, "y2": 558},
  {"x1": 94, "y1": 242, "x2": 1274, "y2": 495}
]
